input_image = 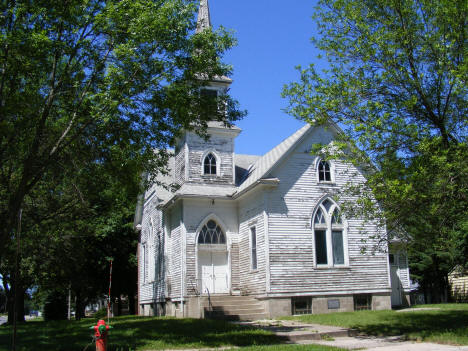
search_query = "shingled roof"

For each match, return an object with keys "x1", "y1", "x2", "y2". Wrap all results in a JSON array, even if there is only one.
[{"x1": 234, "y1": 124, "x2": 312, "y2": 196}]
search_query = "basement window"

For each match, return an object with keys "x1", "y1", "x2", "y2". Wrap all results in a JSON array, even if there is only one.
[
  {"x1": 292, "y1": 297, "x2": 312, "y2": 315},
  {"x1": 354, "y1": 294, "x2": 372, "y2": 311}
]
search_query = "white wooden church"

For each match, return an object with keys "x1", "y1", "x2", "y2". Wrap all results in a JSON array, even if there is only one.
[{"x1": 134, "y1": 0, "x2": 410, "y2": 319}]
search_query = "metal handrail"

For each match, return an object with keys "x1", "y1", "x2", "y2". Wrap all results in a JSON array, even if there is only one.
[{"x1": 206, "y1": 287, "x2": 213, "y2": 312}]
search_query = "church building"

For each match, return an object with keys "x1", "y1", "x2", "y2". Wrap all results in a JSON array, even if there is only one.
[{"x1": 134, "y1": 0, "x2": 411, "y2": 319}]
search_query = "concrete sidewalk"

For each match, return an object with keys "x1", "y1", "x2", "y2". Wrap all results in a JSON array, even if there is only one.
[
  {"x1": 246, "y1": 319, "x2": 468, "y2": 350},
  {"x1": 241, "y1": 319, "x2": 356, "y2": 342},
  {"x1": 300, "y1": 335, "x2": 468, "y2": 350}
]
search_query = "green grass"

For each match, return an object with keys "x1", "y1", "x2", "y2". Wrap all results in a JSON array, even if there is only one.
[
  {"x1": 0, "y1": 316, "x2": 345, "y2": 351},
  {"x1": 281, "y1": 303, "x2": 468, "y2": 345}
]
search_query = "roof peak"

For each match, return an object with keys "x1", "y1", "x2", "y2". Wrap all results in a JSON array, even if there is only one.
[{"x1": 196, "y1": 0, "x2": 212, "y2": 33}]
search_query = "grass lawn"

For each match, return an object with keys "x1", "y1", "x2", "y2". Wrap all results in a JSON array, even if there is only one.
[
  {"x1": 281, "y1": 303, "x2": 468, "y2": 345},
  {"x1": 0, "y1": 316, "x2": 345, "y2": 351}
]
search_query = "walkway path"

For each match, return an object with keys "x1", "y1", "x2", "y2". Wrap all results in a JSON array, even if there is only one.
[
  {"x1": 300, "y1": 335, "x2": 468, "y2": 350},
  {"x1": 245, "y1": 319, "x2": 468, "y2": 351}
]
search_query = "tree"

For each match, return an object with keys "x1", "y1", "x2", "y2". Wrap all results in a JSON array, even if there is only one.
[
  {"x1": 0, "y1": 284, "x2": 6, "y2": 313},
  {"x1": 0, "y1": 0, "x2": 244, "y2": 263},
  {"x1": 283, "y1": 0, "x2": 467, "y2": 300}
]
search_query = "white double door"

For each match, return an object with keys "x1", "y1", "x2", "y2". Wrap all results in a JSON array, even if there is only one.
[{"x1": 199, "y1": 250, "x2": 229, "y2": 294}]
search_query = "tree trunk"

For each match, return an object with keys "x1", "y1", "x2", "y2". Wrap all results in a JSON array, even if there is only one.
[
  {"x1": 74, "y1": 290, "x2": 84, "y2": 321},
  {"x1": 6, "y1": 283, "x2": 25, "y2": 324}
]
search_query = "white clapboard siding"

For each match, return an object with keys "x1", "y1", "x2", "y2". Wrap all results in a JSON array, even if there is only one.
[
  {"x1": 139, "y1": 194, "x2": 167, "y2": 303},
  {"x1": 238, "y1": 191, "x2": 267, "y2": 295},
  {"x1": 266, "y1": 128, "x2": 390, "y2": 295},
  {"x1": 186, "y1": 132, "x2": 234, "y2": 185},
  {"x1": 168, "y1": 203, "x2": 183, "y2": 299},
  {"x1": 182, "y1": 198, "x2": 239, "y2": 295}
]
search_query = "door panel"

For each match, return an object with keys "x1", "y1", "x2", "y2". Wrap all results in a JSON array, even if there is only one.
[
  {"x1": 391, "y1": 265, "x2": 402, "y2": 306},
  {"x1": 199, "y1": 251, "x2": 213, "y2": 294},
  {"x1": 198, "y1": 249, "x2": 229, "y2": 294},
  {"x1": 212, "y1": 251, "x2": 228, "y2": 293}
]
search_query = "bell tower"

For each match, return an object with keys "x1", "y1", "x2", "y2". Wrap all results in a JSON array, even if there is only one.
[{"x1": 173, "y1": 0, "x2": 241, "y2": 187}]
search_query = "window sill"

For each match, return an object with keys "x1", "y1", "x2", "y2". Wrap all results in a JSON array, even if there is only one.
[
  {"x1": 250, "y1": 269, "x2": 259, "y2": 273},
  {"x1": 316, "y1": 182, "x2": 337, "y2": 186},
  {"x1": 315, "y1": 265, "x2": 351, "y2": 270}
]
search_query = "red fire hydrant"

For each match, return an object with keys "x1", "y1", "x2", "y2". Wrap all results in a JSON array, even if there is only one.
[{"x1": 91, "y1": 319, "x2": 112, "y2": 351}]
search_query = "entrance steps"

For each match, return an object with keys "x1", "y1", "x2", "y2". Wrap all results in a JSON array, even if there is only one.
[{"x1": 203, "y1": 295, "x2": 268, "y2": 321}]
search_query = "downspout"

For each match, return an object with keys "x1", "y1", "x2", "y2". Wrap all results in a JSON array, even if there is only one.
[{"x1": 180, "y1": 204, "x2": 185, "y2": 317}]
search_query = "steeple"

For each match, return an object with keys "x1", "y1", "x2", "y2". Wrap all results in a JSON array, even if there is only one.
[{"x1": 196, "y1": 0, "x2": 212, "y2": 33}]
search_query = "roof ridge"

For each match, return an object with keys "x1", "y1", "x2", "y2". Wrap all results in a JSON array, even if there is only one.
[{"x1": 236, "y1": 124, "x2": 311, "y2": 193}]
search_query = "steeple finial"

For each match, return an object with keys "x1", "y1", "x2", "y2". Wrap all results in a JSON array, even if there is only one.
[{"x1": 196, "y1": 0, "x2": 212, "y2": 33}]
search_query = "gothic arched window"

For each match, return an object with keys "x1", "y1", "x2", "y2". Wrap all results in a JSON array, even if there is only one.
[
  {"x1": 198, "y1": 220, "x2": 226, "y2": 245},
  {"x1": 203, "y1": 153, "x2": 217, "y2": 175},
  {"x1": 313, "y1": 198, "x2": 346, "y2": 266},
  {"x1": 318, "y1": 160, "x2": 332, "y2": 182}
]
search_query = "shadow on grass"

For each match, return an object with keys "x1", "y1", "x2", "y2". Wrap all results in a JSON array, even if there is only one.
[
  {"x1": 0, "y1": 316, "x2": 283, "y2": 351},
  {"x1": 350, "y1": 309, "x2": 468, "y2": 341}
]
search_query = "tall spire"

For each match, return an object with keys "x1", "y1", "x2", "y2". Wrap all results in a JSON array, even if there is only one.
[{"x1": 196, "y1": 0, "x2": 212, "y2": 33}]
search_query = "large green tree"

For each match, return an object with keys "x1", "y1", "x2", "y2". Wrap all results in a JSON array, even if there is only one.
[
  {"x1": 283, "y1": 0, "x2": 467, "y2": 300},
  {"x1": 0, "y1": 0, "x2": 244, "y2": 263}
]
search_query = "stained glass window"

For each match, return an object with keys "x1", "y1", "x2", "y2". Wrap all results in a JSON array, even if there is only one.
[{"x1": 198, "y1": 220, "x2": 226, "y2": 244}]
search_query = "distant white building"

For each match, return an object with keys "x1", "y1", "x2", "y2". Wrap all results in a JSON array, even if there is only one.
[{"x1": 134, "y1": 0, "x2": 410, "y2": 319}]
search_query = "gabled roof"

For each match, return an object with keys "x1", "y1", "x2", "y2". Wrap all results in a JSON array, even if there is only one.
[
  {"x1": 234, "y1": 124, "x2": 312, "y2": 196},
  {"x1": 146, "y1": 123, "x2": 335, "y2": 209}
]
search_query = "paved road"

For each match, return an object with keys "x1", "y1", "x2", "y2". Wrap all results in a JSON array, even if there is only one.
[
  {"x1": 300, "y1": 336, "x2": 468, "y2": 350},
  {"x1": 0, "y1": 316, "x2": 6, "y2": 326}
]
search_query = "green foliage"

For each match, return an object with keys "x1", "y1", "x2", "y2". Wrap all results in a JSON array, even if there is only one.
[
  {"x1": 43, "y1": 291, "x2": 67, "y2": 321},
  {"x1": 0, "y1": 0, "x2": 245, "y2": 260},
  {"x1": 0, "y1": 0, "x2": 245, "y2": 320},
  {"x1": 281, "y1": 304, "x2": 468, "y2": 345},
  {"x1": 283, "y1": 0, "x2": 467, "y2": 298}
]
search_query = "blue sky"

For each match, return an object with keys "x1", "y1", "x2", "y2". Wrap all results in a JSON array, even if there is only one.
[{"x1": 208, "y1": 0, "x2": 323, "y2": 155}]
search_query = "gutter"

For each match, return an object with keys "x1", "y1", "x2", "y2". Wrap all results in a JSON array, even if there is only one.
[
  {"x1": 232, "y1": 178, "x2": 280, "y2": 200},
  {"x1": 159, "y1": 178, "x2": 280, "y2": 210}
]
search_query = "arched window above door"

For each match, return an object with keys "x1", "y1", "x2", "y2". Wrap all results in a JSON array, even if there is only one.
[{"x1": 198, "y1": 220, "x2": 226, "y2": 244}]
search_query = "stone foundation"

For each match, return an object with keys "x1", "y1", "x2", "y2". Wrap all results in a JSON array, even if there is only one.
[
  {"x1": 265, "y1": 298, "x2": 291, "y2": 318},
  {"x1": 141, "y1": 293, "x2": 392, "y2": 318},
  {"x1": 139, "y1": 302, "x2": 165, "y2": 316},
  {"x1": 372, "y1": 293, "x2": 392, "y2": 310}
]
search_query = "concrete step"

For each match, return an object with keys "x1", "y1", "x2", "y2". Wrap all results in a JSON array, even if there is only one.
[
  {"x1": 205, "y1": 310, "x2": 269, "y2": 321},
  {"x1": 211, "y1": 306, "x2": 266, "y2": 314},
  {"x1": 203, "y1": 302, "x2": 263, "y2": 310},
  {"x1": 202, "y1": 295, "x2": 267, "y2": 321},
  {"x1": 207, "y1": 296, "x2": 259, "y2": 304}
]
